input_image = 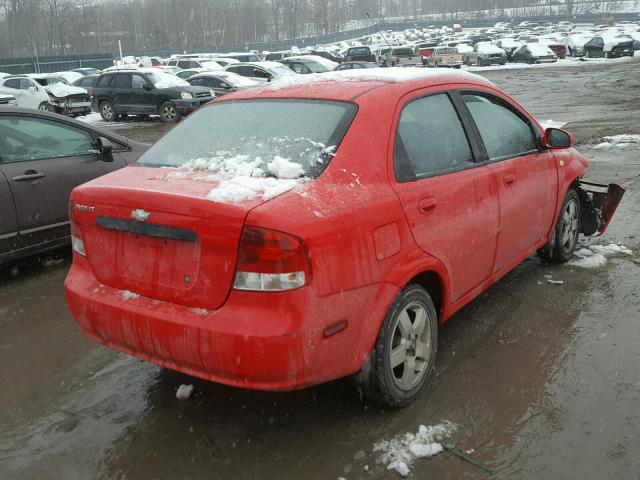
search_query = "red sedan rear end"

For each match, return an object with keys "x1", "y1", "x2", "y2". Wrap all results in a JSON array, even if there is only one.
[{"x1": 65, "y1": 69, "x2": 623, "y2": 406}]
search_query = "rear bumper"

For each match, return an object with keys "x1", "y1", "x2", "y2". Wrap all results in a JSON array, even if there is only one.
[{"x1": 65, "y1": 258, "x2": 395, "y2": 391}]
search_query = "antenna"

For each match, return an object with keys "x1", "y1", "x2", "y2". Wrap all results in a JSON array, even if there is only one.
[{"x1": 366, "y1": 12, "x2": 393, "y2": 50}]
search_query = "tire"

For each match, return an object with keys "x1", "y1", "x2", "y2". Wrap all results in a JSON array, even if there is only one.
[
  {"x1": 369, "y1": 285, "x2": 438, "y2": 407},
  {"x1": 100, "y1": 101, "x2": 116, "y2": 122},
  {"x1": 538, "y1": 189, "x2": 581, "y2": 263},
  {"x1": 434, "y1": 61, "x2": 439, "y2": 68},
  {"x1": 38, "y1": 102, "x2": 50, "y2": 111},
  {"x1": 454, "y1": 65, "x2": 461, "y2": 69},
  {"x1": 464, "y1": 57, "x2": 471, "y2": 66},
  {"x1": 159, "y1": 102, "x2": 179, "y2": 123}
]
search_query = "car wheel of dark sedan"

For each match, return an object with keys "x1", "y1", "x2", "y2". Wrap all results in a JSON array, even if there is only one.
[
  {"x1": 159, "y1": 102, "x2": 179, "y2": 123},
  {"x1": 100, "y1": 101, "x2": 116, "y2": 122},
  {"x1": 370, "y1": 284, "x2": 438, "y2": 407},
  {"x1": 538, "y1": 189, "x2": 581, "y2": 263}
]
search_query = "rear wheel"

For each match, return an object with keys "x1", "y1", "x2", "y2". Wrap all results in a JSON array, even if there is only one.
[
  {"x1": 538, "y1": 189, "x2": 581, "y2": 263},
  {"x1": 38, "y1": 102, "x2": 50, "y2": 111},
  {"x1": 159, "y1": 102, "x2": 178, "y2": 123},
  {"x1": 100, "y1": 101, "x2": 116, "y2": 122},
  {"x1": 369, "y1": 285, "x2": 438, "y2": 407}
]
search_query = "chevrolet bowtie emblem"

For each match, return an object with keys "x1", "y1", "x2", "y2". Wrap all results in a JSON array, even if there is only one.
[{"x1": 131, "y1": 209, "x2": 151, "y2": 222}]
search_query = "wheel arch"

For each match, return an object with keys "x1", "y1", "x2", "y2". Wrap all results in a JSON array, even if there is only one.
[{"x1": 381, "y1": 250, "x2": 451, "y2": 323}]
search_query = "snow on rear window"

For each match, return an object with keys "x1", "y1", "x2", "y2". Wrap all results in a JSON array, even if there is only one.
[{"x1": 138, "y1": 99, "x2": 356, "y2": 203}]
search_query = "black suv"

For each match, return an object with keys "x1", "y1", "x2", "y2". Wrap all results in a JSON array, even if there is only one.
[{"x1": 92, "y1": 69, "x2": 214, "y2": 123}]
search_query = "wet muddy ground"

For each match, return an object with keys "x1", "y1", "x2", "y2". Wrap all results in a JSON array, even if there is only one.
[{"x1": 1, "y1": 59, "x2": 639, "y2": 480}]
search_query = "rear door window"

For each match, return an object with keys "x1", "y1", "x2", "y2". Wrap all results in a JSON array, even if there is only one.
[
  {"x1": 96, "y1": 75, "x2": 114, "y2": 88},
  {"x1": 113, "y1": 74, "x2": 132, "y2": 89},
  {"x1": 3, "y1": 79, "x2": 20, "y2": 89},
  {"x1": 394, "y1": 93, "x2": 474, "y2": 181},
  {"x1": 462, "y1": 93, "x2": 537, "y2": 161}
]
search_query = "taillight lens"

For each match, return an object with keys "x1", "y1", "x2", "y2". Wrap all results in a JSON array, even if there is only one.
[
  {"x1": 69, "y1": 203, "x2": 86, "y2": 257},
  {"x1": 234, "y1": 227, "x2": 311, "y2": 291}
]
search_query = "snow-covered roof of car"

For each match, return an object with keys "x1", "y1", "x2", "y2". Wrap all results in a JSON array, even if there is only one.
[{"x1": 227, "y1": 67, "x2": 495, "y2": 102}]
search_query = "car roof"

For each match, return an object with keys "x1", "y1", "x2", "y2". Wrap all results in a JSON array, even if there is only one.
[
  {"x1": 227, "y1": 68, "x2": 494, "y2": 102},
  {"x1": 228, "y1": 61, "x2": 287, "y2": 69}
]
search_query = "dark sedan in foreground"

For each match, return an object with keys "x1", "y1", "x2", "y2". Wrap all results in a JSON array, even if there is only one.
[{"x1": 0, "y1": 107, "x2": 147, "y2": 264}]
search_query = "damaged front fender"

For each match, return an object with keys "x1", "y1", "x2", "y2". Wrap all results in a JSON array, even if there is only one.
[{"x1": 576, "y1": 181, "x2": 626, "y2": 237}]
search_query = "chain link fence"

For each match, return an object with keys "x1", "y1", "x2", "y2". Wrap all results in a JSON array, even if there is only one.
[{"x1": 1, "y1": 12, "x2": 638, "y2": 75}]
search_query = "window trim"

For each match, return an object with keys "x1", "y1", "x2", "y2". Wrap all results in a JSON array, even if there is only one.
[
  {"x1": 392, "y1": 90, "x2": 483, "y2": 183},
  {"x1": 0, "y1": 112, "x2": 132, "y2": 159},
  {"x1": 456, "y1": 89, "x2": 542, "y2": 164}
]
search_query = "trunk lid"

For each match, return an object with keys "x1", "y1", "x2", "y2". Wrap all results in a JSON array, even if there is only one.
[{"x1": 72, "y1": 167, "x2": 269, "y2": 310}]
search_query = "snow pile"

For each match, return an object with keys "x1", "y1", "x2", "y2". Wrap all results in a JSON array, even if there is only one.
[
  {"x1": 176, "y1": 384, "x2": 194, "y2": 400},
  {"x1": 267, "y1": 155, "x2": 304, "y2": 179},
  {"x1": 173, "y1": 145, "x2": 313, "y2": 204},
  {"x1": 120, "y1": 290, "x2": 140, "y2": 300},
  {"x1": 265, "y1": 67, "x2": 494, "y2": 90},
  {"x1": 373, "y1": 422, "x2": 456, "y2": 477},
  {"x1": 570, "y1": 243, "x2": 633, "y2": 269},
  {"x1": 593, "y1": 134, "x2": 640, "y2": 150},
  {"x1": 207, "y1": 176, "x2": 298, "y2": 203},
  {"x1": 47, "y1": 83, "x2": 87, "y2": 97}
]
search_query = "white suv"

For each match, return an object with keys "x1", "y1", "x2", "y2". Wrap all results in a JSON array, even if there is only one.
[{"x1": 0, "y1": 76, "x2": 51, "y2": 110}]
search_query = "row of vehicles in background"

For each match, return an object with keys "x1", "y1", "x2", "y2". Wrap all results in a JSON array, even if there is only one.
[{"x1": 0, "y1": 20, "x2": 637, "y2": 122}]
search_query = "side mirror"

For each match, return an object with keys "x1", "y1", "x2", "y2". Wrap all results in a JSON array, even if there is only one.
[
  {"x1": 542, "y1": 127, "x2": 573, "y2": 149},
  {"x1": 143, "y1": 83, "x2": 153, "y2": 91},
  {"x1": 96, "y1": 137, "x2": 114, "y2": 160}
]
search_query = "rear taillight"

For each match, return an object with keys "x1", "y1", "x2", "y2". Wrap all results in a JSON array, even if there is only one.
[
  {"x1": 69, "y1": 204, "x2": 86, "y2": 256},
  {"x1": 234, "y1": 226, "x2": 311, "y2": 291}
]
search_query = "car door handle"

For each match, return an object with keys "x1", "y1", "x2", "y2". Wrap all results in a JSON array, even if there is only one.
[
  {"x1": 418, "y1": 196, "x2": 437, "y2": 213},
  {"x1": 503, "y1": 173, "x2": 516, "y2": 186},
  {"x1": 12, "y1": 170, "x2": 46, "y2": 181}
]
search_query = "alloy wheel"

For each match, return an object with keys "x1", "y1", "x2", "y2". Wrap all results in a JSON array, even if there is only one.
[
  {"x1": 388, "y1": 301, "x2": 433, "y2": 391},
  {"x1": 560, "y1": 198, "x2": 579, "y2": 253}
]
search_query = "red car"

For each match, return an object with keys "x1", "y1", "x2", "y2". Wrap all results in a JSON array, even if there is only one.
[{"x1": 65, "y1": 70, "x2": 623, "y2": 406}]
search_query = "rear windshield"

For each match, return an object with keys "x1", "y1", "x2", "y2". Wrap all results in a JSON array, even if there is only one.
[
  {"x1": 137, "y1": 99, "x2": 357, "y2": 178},
  {"x1": 393, "y1": 48, "x2": 414, "y2": 56},
  {"x1": 348, "y1": 47, "x2": 371, "y2": 55}
]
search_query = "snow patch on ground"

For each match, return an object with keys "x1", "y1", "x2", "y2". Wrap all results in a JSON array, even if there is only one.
[
  {"x1": 593, "y1": 134, "x2": 640, "y2": 150},
  {"x1": 540, "y1": 119, "x2": 567, "y2": 129},
  {"x1": 373, "y1": 421, "x2": 456, "y2": 477},
  {"x1": 176, "y1": 384, "x2": 194, "y2": 400},
  {"x1": 569, "y1": 243, "x2": 633, "y2": 268},
  {"x1": 120, "y1": 290, "x2": 140, "y2": 300},
  {"x1": 76, "y1": 112, "x2": 102, "y2": 124}
]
